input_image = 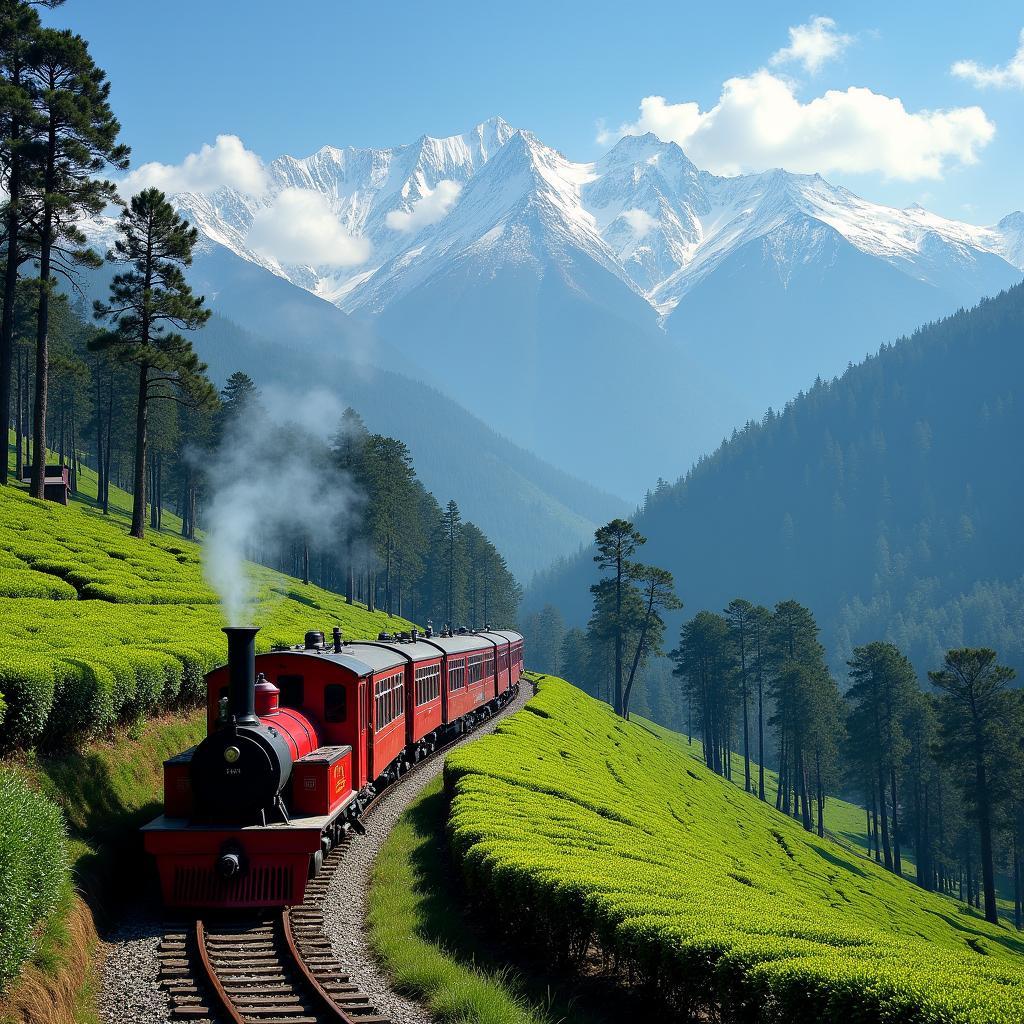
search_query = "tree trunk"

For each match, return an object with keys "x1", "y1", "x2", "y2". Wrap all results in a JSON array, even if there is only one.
[
  {"x1": 130, "y1": 364, "x2": 148, "y2": 538},
  {"x1": 815, "y1": 748, "x2": 825, "y2": 838},
  {"x1": 31, "y1": 234, "x2": 53, "y2": 499},
  {"x1": 150, "y1": 452, "x2": 158, "y2": 528},
  {"x1": 613, "y1": 552, "x2": 623, "y2": 717},
  {"x1": 871, "y1": 790, "x2": 882, "y2": 863},
  {"x1": 876, "y1": 761, "x2": 893, "y2": 870},
  {"x1": 974, "y1": 734, "x2": 999, "y2": 923},
  {"x1": 14, "y1": 349, "x2": 24, "y2": 482},
  {"x1": 757, "y1": 663, "x2": 765, "y2": 800},
  {"x1": 0, "y1": 76, "x2": 24, "y2": 488},
  {"x1": 890, "y1": 765, "x2": 902, "y2": 876},
  {"x1": 1014, "y1": 829, "x2": 1022, "y2": 931},
  {"x1": 102, "y1": 373, "x2": 113, "y2": 513}
]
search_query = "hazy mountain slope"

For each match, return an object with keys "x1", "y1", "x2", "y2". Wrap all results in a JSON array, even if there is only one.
[
  {"x1": 666, "y1": 217, "x2": 1021, "y2": 420},
  {"x1": 191, "y1": 311, "x2": 628, "y2": 581},
  {"x1": 526, "y1": 283, "x2": 1024, "y2": 677}
]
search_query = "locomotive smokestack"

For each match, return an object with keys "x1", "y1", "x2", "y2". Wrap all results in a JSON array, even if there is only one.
[{"x1": 223, "y1": 626, "x2": 260, "y2": 726}]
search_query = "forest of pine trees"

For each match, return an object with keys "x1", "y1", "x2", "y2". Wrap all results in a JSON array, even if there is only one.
[{"x1": 528, "y1": 282, "x2": 1024, "y2": 680}]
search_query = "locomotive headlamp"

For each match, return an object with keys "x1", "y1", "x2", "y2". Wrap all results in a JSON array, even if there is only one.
[{"x1": 224, "y1": 745, "x2": 241, "y2": 764}]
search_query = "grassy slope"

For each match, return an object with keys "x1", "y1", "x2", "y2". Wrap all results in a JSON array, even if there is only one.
[
  {"x1": 369, "y1": 776, "x2": 552, "y2": 1024},
  {"x1": 0, "y1": 439, "x2": 412, "y2": 712},
  {"x1": 446, "y1": 674, "x2": 1024, "y2": 1024}
]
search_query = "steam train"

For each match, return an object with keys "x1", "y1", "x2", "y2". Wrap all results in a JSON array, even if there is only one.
[{"x1": 142, "y1": 624, "x2": 523, "y2": 909}]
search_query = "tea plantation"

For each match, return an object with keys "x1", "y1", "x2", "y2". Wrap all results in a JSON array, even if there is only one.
[
  {"x1": 445, "y1": 675, "x2": 1024, "y2": 1023},
  {"x1": 0, "y1": 474, "x2": 412, "y2": 751}
]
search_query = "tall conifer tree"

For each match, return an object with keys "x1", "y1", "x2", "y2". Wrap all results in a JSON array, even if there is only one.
[{"x1": 92, "y1": 188, "x2": 211, "y2": 538}]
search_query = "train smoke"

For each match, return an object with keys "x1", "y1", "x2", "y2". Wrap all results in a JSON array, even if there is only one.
[{"x1": 202, "y1": 387, "x2": 359, "y2": 624}]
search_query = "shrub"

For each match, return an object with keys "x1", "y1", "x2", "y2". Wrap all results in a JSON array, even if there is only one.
[
  {"x1": 0, "y1": 568, "x2": 77, "y2": 600},
  {"x1": 0, "y1": 766, "x2": 69, "y2": 994},
  {"x1": 44, "y1": 660, "x2": 117, "y2": 743},
  {"x1": 0, "y1": 656, "x2": 56, "y2": 750}
]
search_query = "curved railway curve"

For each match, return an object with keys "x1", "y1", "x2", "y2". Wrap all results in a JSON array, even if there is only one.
[{"x1": 141, "y1": 682, "x2": 529, "y2": 1024}]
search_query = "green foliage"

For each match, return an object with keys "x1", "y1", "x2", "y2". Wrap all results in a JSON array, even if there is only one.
[
  {"x1": 446, "y1": 675, "x2": 1024, "y2": 1023},
  {"x1": 0, "y1": 765, "x2": 69, "y2": 995},
  {"x1": 0, "y1": 478, "x2": 414, "y2": 750},
  {"x1": 369, "y1": 776, "x2": 552, "y2": 1024}
]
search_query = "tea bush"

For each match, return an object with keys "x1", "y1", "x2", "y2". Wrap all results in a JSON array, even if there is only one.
[
  {"x1": 0, "y1": 765, "x2": 69, "y2": 994},
  {"x1": 445, "y1": 675, "x2": 1024, "y2": 1023}
]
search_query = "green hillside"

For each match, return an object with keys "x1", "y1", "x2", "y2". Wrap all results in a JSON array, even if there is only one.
[
  {"x1": 446, "y1": 675, "x2": 1024, "y2": 1023},
  {"x1": 0, "y1": 450, "x2": 412, "y2": 750},
  {"x1": 527, "y1": 283, "x2": 1024, "y2": 679}
]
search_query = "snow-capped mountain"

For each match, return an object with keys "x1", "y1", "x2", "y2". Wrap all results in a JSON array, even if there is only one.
[
  {"x1": 87, "y1": 118, "x2": 1023, "y2": 498},
  {"x1": 165, "y1": 118, "x2": 1021, "y2": 322}
]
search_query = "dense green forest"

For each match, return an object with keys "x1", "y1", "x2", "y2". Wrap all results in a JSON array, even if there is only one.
[{"x1": 527, "y1": 282, "x2": 1024, "y2": 679}]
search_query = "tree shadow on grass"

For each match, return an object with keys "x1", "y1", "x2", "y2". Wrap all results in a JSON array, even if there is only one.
[
  {"x1": 809, "y1": 842, "x2": 869, "y2": 878},
  {"x1": 401, "y1": 787, "x2": 657, "y2": 1024},
  {"x1": 921, "y1": 905, "x2": 1024, "y2": 958},
  {"x1": 39, "y1": 749, "x2": 163, "y2": 929}
]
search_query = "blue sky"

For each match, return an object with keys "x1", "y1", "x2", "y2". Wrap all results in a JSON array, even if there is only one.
[{"x1": 44, "y1": 1, "x2": 1023, "y2": 223}]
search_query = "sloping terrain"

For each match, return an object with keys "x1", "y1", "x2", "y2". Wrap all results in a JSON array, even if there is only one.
[
  {"x1": 0, "y1": 457, "x2": 411, "y2": 750},
  {"x1": 527, "y1": 282, "x2": 1024, "y2": 678},
  {"x1": 445, "y1": 676, "x2": 1024, "y2": 1023}
]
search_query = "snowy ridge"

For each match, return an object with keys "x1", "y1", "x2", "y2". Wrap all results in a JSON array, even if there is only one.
[{"x1": 88, "y1": 117, "x2": 1022, "y2": 323}]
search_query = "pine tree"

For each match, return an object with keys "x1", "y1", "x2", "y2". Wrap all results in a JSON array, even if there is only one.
[
  {"x1": 847, "y1": 642, "x2": 916, "y2": 873},
  {"x1": 92, "y1": 188, "x2": 212, "y2": 538},
  {"x1": 25, "y1": 26, "x2": 128, "y2": 498},
  {"x1": 218, "y1": 370, "x2": 259, "y2": 432},
  {"x1": 623, "y1": 565, "x2": 681, "y2": 719},
  {"x1": 930, "y1": 648, "x2": 1017, "y2": 925},
  {"x1": 0, "y1": 0, "x2": 51, "y2": 484},
  {"x1": 593, "y1": 518, "x2": 646, "y2": 716},
  {"x1": 441, "y1": 500, "x2": 463, "y2": 627},
  {"x1": 725, "y1": 598, "x2": 756, "y2": 792}
]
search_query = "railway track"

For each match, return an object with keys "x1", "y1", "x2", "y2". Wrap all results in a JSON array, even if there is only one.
[{"x1": 156, "y1": 687, "x2": 521, "y2": 1024}]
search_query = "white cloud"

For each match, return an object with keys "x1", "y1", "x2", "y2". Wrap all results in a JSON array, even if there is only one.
[
  {"x1": 771, "y1": 16, "x2": 852, "y2": 74},
  {"x1": 620, "y1": 208, "x2": 657, "y2": 237},
  {"x1": 386, "y1": 180, "x2": 462, "y2": 232},
  {"x1": 603, "y1": 72, "x2": 994, "y2": 181},
  {"x1": 121, "y1": 135, "x2": 268, "y2": 198},
  {"x1": 952, "y1": 29, "x2": 1024, "y2": 89},
  {"x1": 246, "y1": 189, "x2": 370, "y2": 268}
]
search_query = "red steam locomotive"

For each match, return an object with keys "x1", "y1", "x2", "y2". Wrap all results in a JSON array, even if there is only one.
[{"x1": 142, "y1": 624, "x2": 523, "y2": 909}]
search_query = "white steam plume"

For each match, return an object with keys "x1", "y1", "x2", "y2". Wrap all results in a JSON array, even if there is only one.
[{"x1": 202, "y1": 388, "x2": 359, "y2": 625}]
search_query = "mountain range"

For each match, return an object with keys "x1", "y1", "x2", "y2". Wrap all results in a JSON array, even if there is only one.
[{"x1": 133, "y1": 116, "x2": 1024, "y2": 497}]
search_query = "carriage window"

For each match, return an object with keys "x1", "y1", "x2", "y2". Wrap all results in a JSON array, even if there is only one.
[
  {"x1": 278, "y1": 675, "x2": 304, "y2": 709},
  {"x1": 374, "y1": 672, "x2": 405, "y2": 728},
  {"x1": 324, "y1": 684, "x2": 347, "y2": 723},
  {"x1": 448, "y1": 660, "x2": 465, "y2": 691},
  {"x1": 415, "y1": 664, "x2": 441, "y2": 705}
]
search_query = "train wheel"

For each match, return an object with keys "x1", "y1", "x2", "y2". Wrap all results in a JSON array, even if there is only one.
[{"x1": 309, "y1": 849, "x2": 323, "y2": 879}]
